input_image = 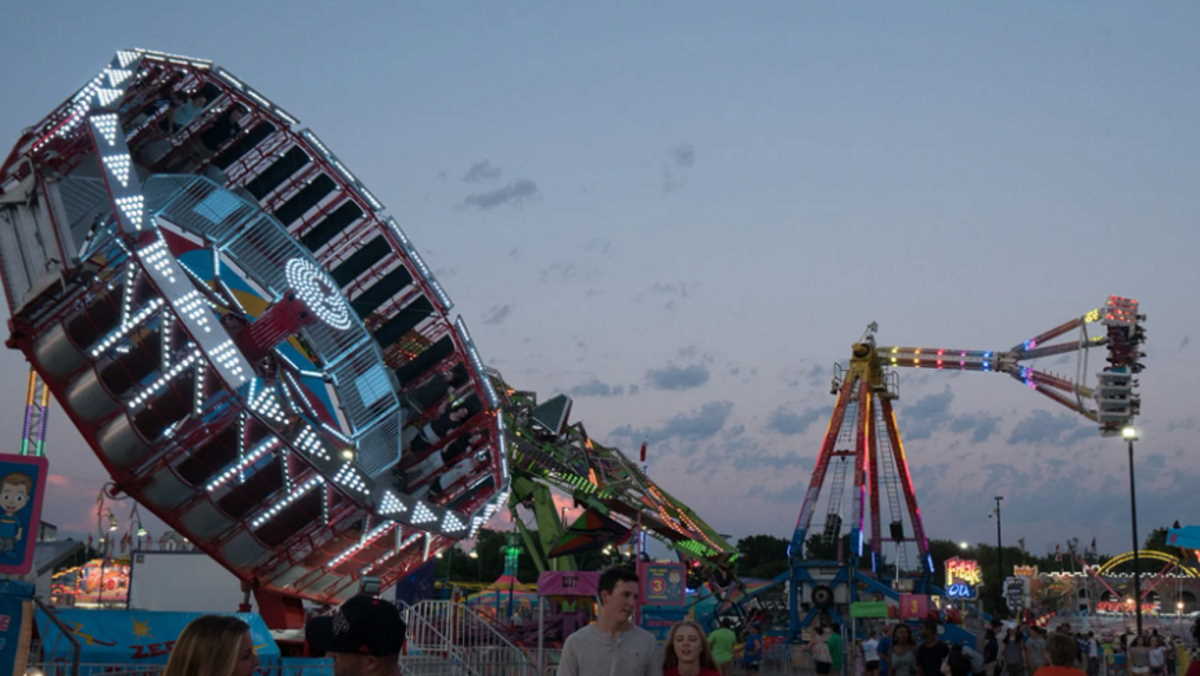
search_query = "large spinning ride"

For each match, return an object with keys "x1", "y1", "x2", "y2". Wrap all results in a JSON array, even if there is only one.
[
  {"x1": 0, "y1": 49, "x2": 510, "y2": 619},
  {"x1": 787, "y1": 296, "x2": 1145, "y2": 634}
]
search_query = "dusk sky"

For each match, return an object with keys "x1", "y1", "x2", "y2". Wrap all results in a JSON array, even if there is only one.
[{"x1": 1, "y1": 2, "x2": 1197, "y2": 558}]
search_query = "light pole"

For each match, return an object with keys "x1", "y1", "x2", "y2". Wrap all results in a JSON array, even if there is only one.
[
  {"x1": 1122, "y1": 425, "x2": 1143, "y2": 636},
  {"x1": 994, "y1": 496, "x2": 1004, "y2": 617}
]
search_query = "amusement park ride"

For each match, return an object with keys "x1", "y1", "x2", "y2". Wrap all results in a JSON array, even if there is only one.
[
  {"x1": 785, "y1": 295, "x2": 1145, "y2": 635},
  {"x1": 0, "y1": 48, "x2": 1149, "y2": 637},
  {"x1": 0, "y1": 48, "x2": 736, "y2": 628}
]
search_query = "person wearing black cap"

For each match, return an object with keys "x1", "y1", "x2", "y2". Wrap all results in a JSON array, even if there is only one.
[{"x1": 327, "y1": 595, "x2": 406, "y2": 676}]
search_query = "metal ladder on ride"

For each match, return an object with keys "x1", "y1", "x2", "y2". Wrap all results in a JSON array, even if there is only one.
[
  {"x1": 874, "y1": 406, "x2": 911, "y2": 573},
  {"x1": 818, "y1": 399, "x2": 857, "y2": 550},
  {"x1": 401, "y1": 600, "x2": 535, "y2": 675}
]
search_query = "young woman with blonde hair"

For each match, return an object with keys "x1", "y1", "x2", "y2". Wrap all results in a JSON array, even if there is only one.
[
  {"x1": 663, "y1": 620, "x2": 722, "y2": 676},
  {"x1": 163, "y1": 614, "x2": 258, "y2": 676}
]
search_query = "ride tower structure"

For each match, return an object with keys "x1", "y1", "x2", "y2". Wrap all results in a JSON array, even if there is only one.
[{"x1": 787, "y1": 296, "x2": 1145, "y2": 637}]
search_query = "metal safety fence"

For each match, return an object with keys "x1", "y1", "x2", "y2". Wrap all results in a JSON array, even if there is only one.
[{"x1": 401, "y1": 600, "x2": 536, "y2": 675}]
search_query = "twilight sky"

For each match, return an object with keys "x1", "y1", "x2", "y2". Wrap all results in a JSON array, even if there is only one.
[{"x1": 0, "y1": 1, "x2": 1197, "y2": 557}]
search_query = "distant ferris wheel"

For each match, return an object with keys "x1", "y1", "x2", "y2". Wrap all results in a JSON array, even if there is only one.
[{"x1": 0, "y1": 48, "x2": 508, "y2": 611}]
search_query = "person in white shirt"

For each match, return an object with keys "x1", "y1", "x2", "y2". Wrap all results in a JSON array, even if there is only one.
[
  {"x1": 864, "y1": 629, "x2": 882, "y2": 676},
  {"x1": 556, "y1": 566, "x2": 656, "y2": 676},
  {"x1": 1086, "y1": 632, "x2": 1101, "y2": 676}
]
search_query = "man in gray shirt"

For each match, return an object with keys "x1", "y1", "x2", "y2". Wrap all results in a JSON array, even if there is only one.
[{"x1": 557, "y1": 566, "x2": 657, "y2": 676}]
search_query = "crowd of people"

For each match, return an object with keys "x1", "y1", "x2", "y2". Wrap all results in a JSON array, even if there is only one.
[
  {"x1": 114, "y1": 564, "x2": 1200, "y2": 676},
  {"x1": 842, "y1": 618, "x2": 1200, "y2": 676}
]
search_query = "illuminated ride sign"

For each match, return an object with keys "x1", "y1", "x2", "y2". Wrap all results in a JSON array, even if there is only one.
[
  {"x1": 946, "y1": 583, "x2": 974, "y2": 599},
  {"x1": 1095, "y1": 600, "x2": 1159, "y2": 615},
  {"x1": 944, "y1": 557, "x2": 981, "y2": 600}
]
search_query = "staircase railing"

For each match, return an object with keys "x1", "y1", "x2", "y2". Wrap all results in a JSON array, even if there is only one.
[{"x1": 401, "y1": 600, "x2": 535, "y2": 675}]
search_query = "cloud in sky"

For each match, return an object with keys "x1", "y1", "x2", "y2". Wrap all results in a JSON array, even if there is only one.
[
  {"x1": 611, "y1": 400, "x2": 734, "y2": 445},
  {"x1": 662, "y1": 142, "x2": 696, "y2": 193},
  {"x1": 646, "y1": 363, "x2": 710, "y2": 390},
  {"x1": 949, "y1": 412, "x2": 1001, "y2": 443},
  {"x1": 568, "y1": 379, "x2": 626, "y2": 397},
  {"x1": 636, "y1": 281, "x2": 696, "y2": 311},
  {"x1": 671, "y1": 143, "x2": 695, "y2": 168},
  {"x1": 766, "y1": 405, "x2": 832, "y2": 436},
  {"x1": 462, "y1": 159, "x2": 502, "y2": 183},
  {"x1": 463, "y1": 179, "x2": 538, "y2": 209},
  {"x1": 902, "y1": 387, "x2": 954, "y2": 440},
  {"x1": 1006, "y1": 410, "x2": 1094, "y2": 446},
  {"x1": 482, "y1": 304, "x2": 513, "y2": 325}
]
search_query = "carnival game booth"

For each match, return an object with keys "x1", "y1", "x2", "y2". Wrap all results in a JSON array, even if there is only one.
[
  {"x1": 49, "y1": 558, "x2": 131, "y2": 608},
  {"x1": 465, "y1": 574, "x2": 539, "y2": 622},
  {"x1": 528, "y1": 571, "x2": 599, "y2": 672},
  {"x1": 33, "y1": 609, "x2": 280, "y2": 674}
]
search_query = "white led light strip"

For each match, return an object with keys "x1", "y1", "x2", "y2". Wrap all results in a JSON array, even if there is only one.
[
  {"x1": 175, "y1": 290, "x2": 213, "y2": 333},
  {"x1": 293, "y1": 425, "x2": 331, "y2": 462},
  {"x1": 105, "y1": 67, "x2": 132, "y2": 87},
  {"x1": 102, "y1": 154, "x2": 132, "y2": 187},
  {"x1": 116, "y1": 50, "x2": 140, "y2": 68},
  {"x1": 89, "y1": 298, "x2": 165, "y2": 358},
  {"x1": 496, "y1": 410, "x2": 509, "y2": 478},
  {"x1": 332, "y1": 462, "x2": 368, "y2": 495},
  {"x1": 138, "y1": 238, "x2": 177, "y2": 285},
  {"x1": 96, "y1": 87, "x2": 124, "y2": 107},
  {"x1": 249, "y1": 475, "x2": 324, "y2": 529},
  {"x1": 128, "y1": 348, "x2": 202, "y2": 408},
  {"x1": 362, "y1": 532, "x2": 422, "y2": 574},
  {"x1": 378, "y1": 490, "x2": 406, "y2": 515},
  {"x1": 284, "y1": 258, "x2": 352, "y2": 330},
  {"x1": 469, "y1": 487, "x2": 509, "y2": 537},
  {"x1": 209, "y1": 340, "x2": 248, "y2": 384},
  {"x1": 115, "y1": 195, "x2": 145, "y2": 231},
  {"x1": 206, "y1": 437, "x2": 280, "y2": 492},
  {"x1": 249, "y1": 387, "x2": 288, "y2": 424},
  {"x1": 456, "y1": 317, "x2": 499, "y2": 408},
  {"x1": 385, "y1": 218, "x2": 411, "y2": 248},
  {"x1": 160, "y1": 321, "x2": 173, "y2": 370},
  {"x1": 327, "y1": 521, "x2": 396, "y2": 568},
  {"x1": 281, "y1": 452, "x2": 294, "y2": 494},
  {"x1": 441, "y1": 511, "x2": 466, "y2": 532},
  {"x1": 193, "y1": 364, "x2": 207, "y2": 415},
  {"x1": 411, "y1": 501, "x2": 437, "y2": 525},
  {"x1": 91, "y1": 114, "x2": 119, "y2": 146}
]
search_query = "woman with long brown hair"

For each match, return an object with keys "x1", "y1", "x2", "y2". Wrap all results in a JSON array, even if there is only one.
[
  {"x1": 888, "y1": 623, "x2": 918, "y2": 676},
  {"x1": 163, "y1": 614, "x2": 258, "y2": 676},
  {"x1": 663, "y1": 620, "x2": 722, "y2": 676}
]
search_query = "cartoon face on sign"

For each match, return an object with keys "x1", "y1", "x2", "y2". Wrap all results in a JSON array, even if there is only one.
[
  {"x1": 0, "y1": 455, "x2": 48, "y2": 575},
  {"x1": 0, "y1": 473, "x2": 33, "y2": 553}
]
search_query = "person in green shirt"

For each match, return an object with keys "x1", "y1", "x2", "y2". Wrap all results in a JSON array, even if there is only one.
[
  {"x1": 708, "y1": 620, "x2": 737, "y2": 675},
  {"x1": 828, "y1": 625, "x2": 845, "y2": 675}
]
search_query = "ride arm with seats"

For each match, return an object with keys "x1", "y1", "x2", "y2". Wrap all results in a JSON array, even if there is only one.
[{"x1": 877, "y1": 296, "x2": 1144, "y2": 434}]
